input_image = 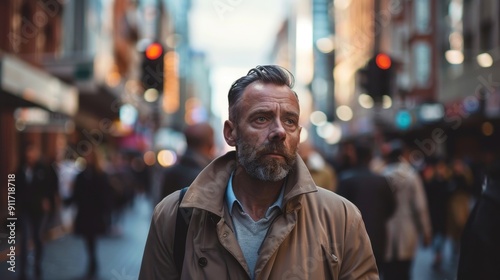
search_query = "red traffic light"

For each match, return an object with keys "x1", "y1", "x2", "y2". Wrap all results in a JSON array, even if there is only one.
[
  {"x1": 375, "y1": 53, "x2": 392, "y2": 70},
  {"x1": 145, "y1": 43, "x2": 163, "y2": 60}
]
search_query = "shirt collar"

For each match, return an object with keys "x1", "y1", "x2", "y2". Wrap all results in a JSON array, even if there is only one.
[{"x1": 225, "y1": 171, "x2": 285, "y2": 217}]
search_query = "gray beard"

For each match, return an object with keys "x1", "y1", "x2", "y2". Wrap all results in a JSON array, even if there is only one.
[{"x1": 236, "y1": 140, "x2": 296, "y2": 182}]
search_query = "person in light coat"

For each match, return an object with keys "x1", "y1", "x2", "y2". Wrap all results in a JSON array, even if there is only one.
[
  {"x1": 381, "y1": 140, "x2": 432, "y2": 280},
  {"x1": 139, "y1": 65, "x2": 378, "y2": 279}
]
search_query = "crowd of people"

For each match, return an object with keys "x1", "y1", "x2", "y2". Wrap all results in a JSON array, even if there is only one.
[
  {"x1": 330, "y1": 137, "x2": 498, "y2": 279},
  {"x1": 13, "y1": 64, "x2": 498, "y2": 280},
  {"x1": 14, "y1": 142, "x2": 145, "y2": 279},
  {"x1": 144, "y1": 64, "x2": 498, "y2": 280}
]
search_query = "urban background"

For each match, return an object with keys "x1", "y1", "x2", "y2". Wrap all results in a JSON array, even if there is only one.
[{"x1": 1, "y1": 0, "x2": 499, "y2": 279}]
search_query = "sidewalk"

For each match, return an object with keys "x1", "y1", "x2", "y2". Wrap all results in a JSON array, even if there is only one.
[
  {"x1": 1, "y1": 193, "x2": 460, "y2": 280},
  {"x1": 411, "y1": 238, "x2": 459, "y2": 280},
  {"x1": 0, "y1": 194, "x2": 153, "y2": 280}
]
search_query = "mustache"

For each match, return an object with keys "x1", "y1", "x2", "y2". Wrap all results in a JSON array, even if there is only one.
[{"x1": 256, "y1": 142, "x2": 292, "y2": 157}]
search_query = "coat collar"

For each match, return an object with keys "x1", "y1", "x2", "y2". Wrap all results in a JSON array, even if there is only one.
[{"x1": 180, "y1": 151, "x2": 318, "y2": 217}]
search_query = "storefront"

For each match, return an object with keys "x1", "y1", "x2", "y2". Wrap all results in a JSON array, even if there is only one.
[{"x1": 0, "y1": 53, "x2": 78, "y2": 222}]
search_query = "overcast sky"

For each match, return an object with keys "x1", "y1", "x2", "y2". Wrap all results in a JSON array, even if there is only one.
[{"x1": 189, "y1": 0, "x2": 288, "y2": 68}]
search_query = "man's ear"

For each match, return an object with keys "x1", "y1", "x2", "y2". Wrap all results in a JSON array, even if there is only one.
[{"x1": 223, "y1": 120, "x2": 237, "y2": 147}]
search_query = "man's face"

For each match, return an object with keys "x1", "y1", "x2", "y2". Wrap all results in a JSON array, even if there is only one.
[
  {"x1": 225, "y1": 82, "x2": 302, "y2": 181},
  {"x1": 25, "y1": 146, "x2": 40, "y2": 166}
]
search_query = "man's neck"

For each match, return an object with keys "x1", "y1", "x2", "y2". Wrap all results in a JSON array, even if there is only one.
[{"x1": 232, "y1": 166, "x2": 284, "y2": 221}]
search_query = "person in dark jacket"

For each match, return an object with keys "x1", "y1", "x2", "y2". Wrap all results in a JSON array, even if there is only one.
[
  {"x1": 160, "y1": 122, "x2": 215, "y2": 199},
  {"x1": 16, "y1": 143, "x2": 59, "y2": 280},
  {"x1": 422, "y1": 157, "x2": 452, "y2": 270},
  {"x1": 337, "y1": 140, "x2": 396, "y2": 273},
  {"x1": 457, "y1": 157, "x2": 500, "y2": 279},
  {"x1": 67, "y1": 148, "x2": 112, "y2": 279}
]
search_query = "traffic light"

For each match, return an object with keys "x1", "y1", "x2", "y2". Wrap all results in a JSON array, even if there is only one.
[
  {"x1": 141, "y1": 42, "x2": 165, "y2": 92},
  {"x1": 358, "y1": 53, "x2": 394, "y2": 103}
]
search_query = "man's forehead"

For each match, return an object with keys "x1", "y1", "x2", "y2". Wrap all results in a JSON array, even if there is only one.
[
  {"x1": 242, "y1": 82, "x2": 298, "y2": 103},
  {"x1": 243, "y1": 105, "x2": 300, "y2": 125},
  {"x1": 243, "y1": 96, "x2": 300, "y2": 116}
]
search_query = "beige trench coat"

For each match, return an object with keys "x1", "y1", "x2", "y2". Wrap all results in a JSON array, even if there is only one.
[
  {"x1": 382, "y1": 162, "x2": 432, "y2": 261},
  {"x1": 140, "y1": 151, "x2": 378, "y2": 280}
]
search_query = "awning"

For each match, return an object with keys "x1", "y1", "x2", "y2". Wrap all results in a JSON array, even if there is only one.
[{"x1": 0, "y1": 54, "x2": 78, "y2": 116}]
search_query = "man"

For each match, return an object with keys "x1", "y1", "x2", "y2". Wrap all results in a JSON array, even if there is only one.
[
  {"x1": 457, "y1": 157, "x2": 500, "y2": 279},
  {"x1": 337, "y1": 140, "x2": 395, "y2": 273},
  {"x1": 421, "y1": 157, "x2": 451, "y2": 271},
  {"x1": 140, "y1": 65, "x2": 378, "y2": 279},
  {"x1": 16, "y1": 143, "x2": 59, "y2": 279},
  {"x1": 161, "y1": 122, "x2": 215, "y2": 199}
]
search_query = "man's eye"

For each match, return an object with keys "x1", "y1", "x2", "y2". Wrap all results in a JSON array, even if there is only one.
[
  {"x1": 284, "y1": 119, "x2": 296, "y2": 126},
  {"x1": 256, "y1": 117, "x2": 268, "y2": 123}
]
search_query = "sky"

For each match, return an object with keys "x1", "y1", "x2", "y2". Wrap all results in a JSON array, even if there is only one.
[{"x1": 189, "y1": 0, "x2": 288, "y2": 68}]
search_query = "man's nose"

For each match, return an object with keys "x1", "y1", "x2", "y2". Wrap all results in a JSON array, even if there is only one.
[{"x1": 268, "y1": 119, "x2": 286, "y2": 141}]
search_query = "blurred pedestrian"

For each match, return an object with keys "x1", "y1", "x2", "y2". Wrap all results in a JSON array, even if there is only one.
[
  {"x1": 421, "y1": 157, "x2": 452, "y2": 271},
  {"x1": 140, "y1": 65, "x2": 378, "y2": 279},
  {"x1": 381, "y1": 140, "x2": 432, "y2": 280},
  {"x1": 457, "y1": 157, "x2": 500, "y2": 279},
  {"x1": 447, "y1": 157, "x2": 474, "y2": 254},
  {"x1": 107, "y1": 151, "x2": 136, "y2": 235},
  {"x1": 15, "y1": 143, "x2": 59, "y2": 280},
  {"x1": 160, "y1": 122, "x2": 216, "y2": 199},
  {"x1": 55, "y1": 148, "x2": 80, "y2": 232},
  {"x1": 66, "y1": 148, "x2": 112, "y2": 279},
  {"x1": 298, "y1": 140, "x2": 337, "y2": 192},
  {"x1": 334, "y1": 140, "x2": 357, "y2": 174},
  {"x1": 337, "y1": 140, "x2": 396, "y2": 273}
]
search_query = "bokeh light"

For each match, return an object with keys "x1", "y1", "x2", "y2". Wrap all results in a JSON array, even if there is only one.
[{"x1": 157, "y1": 150, "x2": 177, "y2": 167}]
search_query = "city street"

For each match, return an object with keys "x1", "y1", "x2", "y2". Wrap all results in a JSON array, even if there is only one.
[
  {"x1": 411, "y1": 239, "x2": 459, "y2": 280},
  {"x1": 0, "y1": 0, "x2": 498, "y2": 279},
  {"x1": 0, "y1": 194, "x2": 152, "y2": 280},
  {"x1": 1, "y1": 192, "x2": 459, "y2": 280}
]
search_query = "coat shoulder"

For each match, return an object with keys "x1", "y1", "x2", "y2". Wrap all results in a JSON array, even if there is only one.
[
  {"x1": 315, "y1": 187, "x2": 359, "y2": 206},
  {"x1": 310, "y1": 187, "x2": 363, "y2": 221}
]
